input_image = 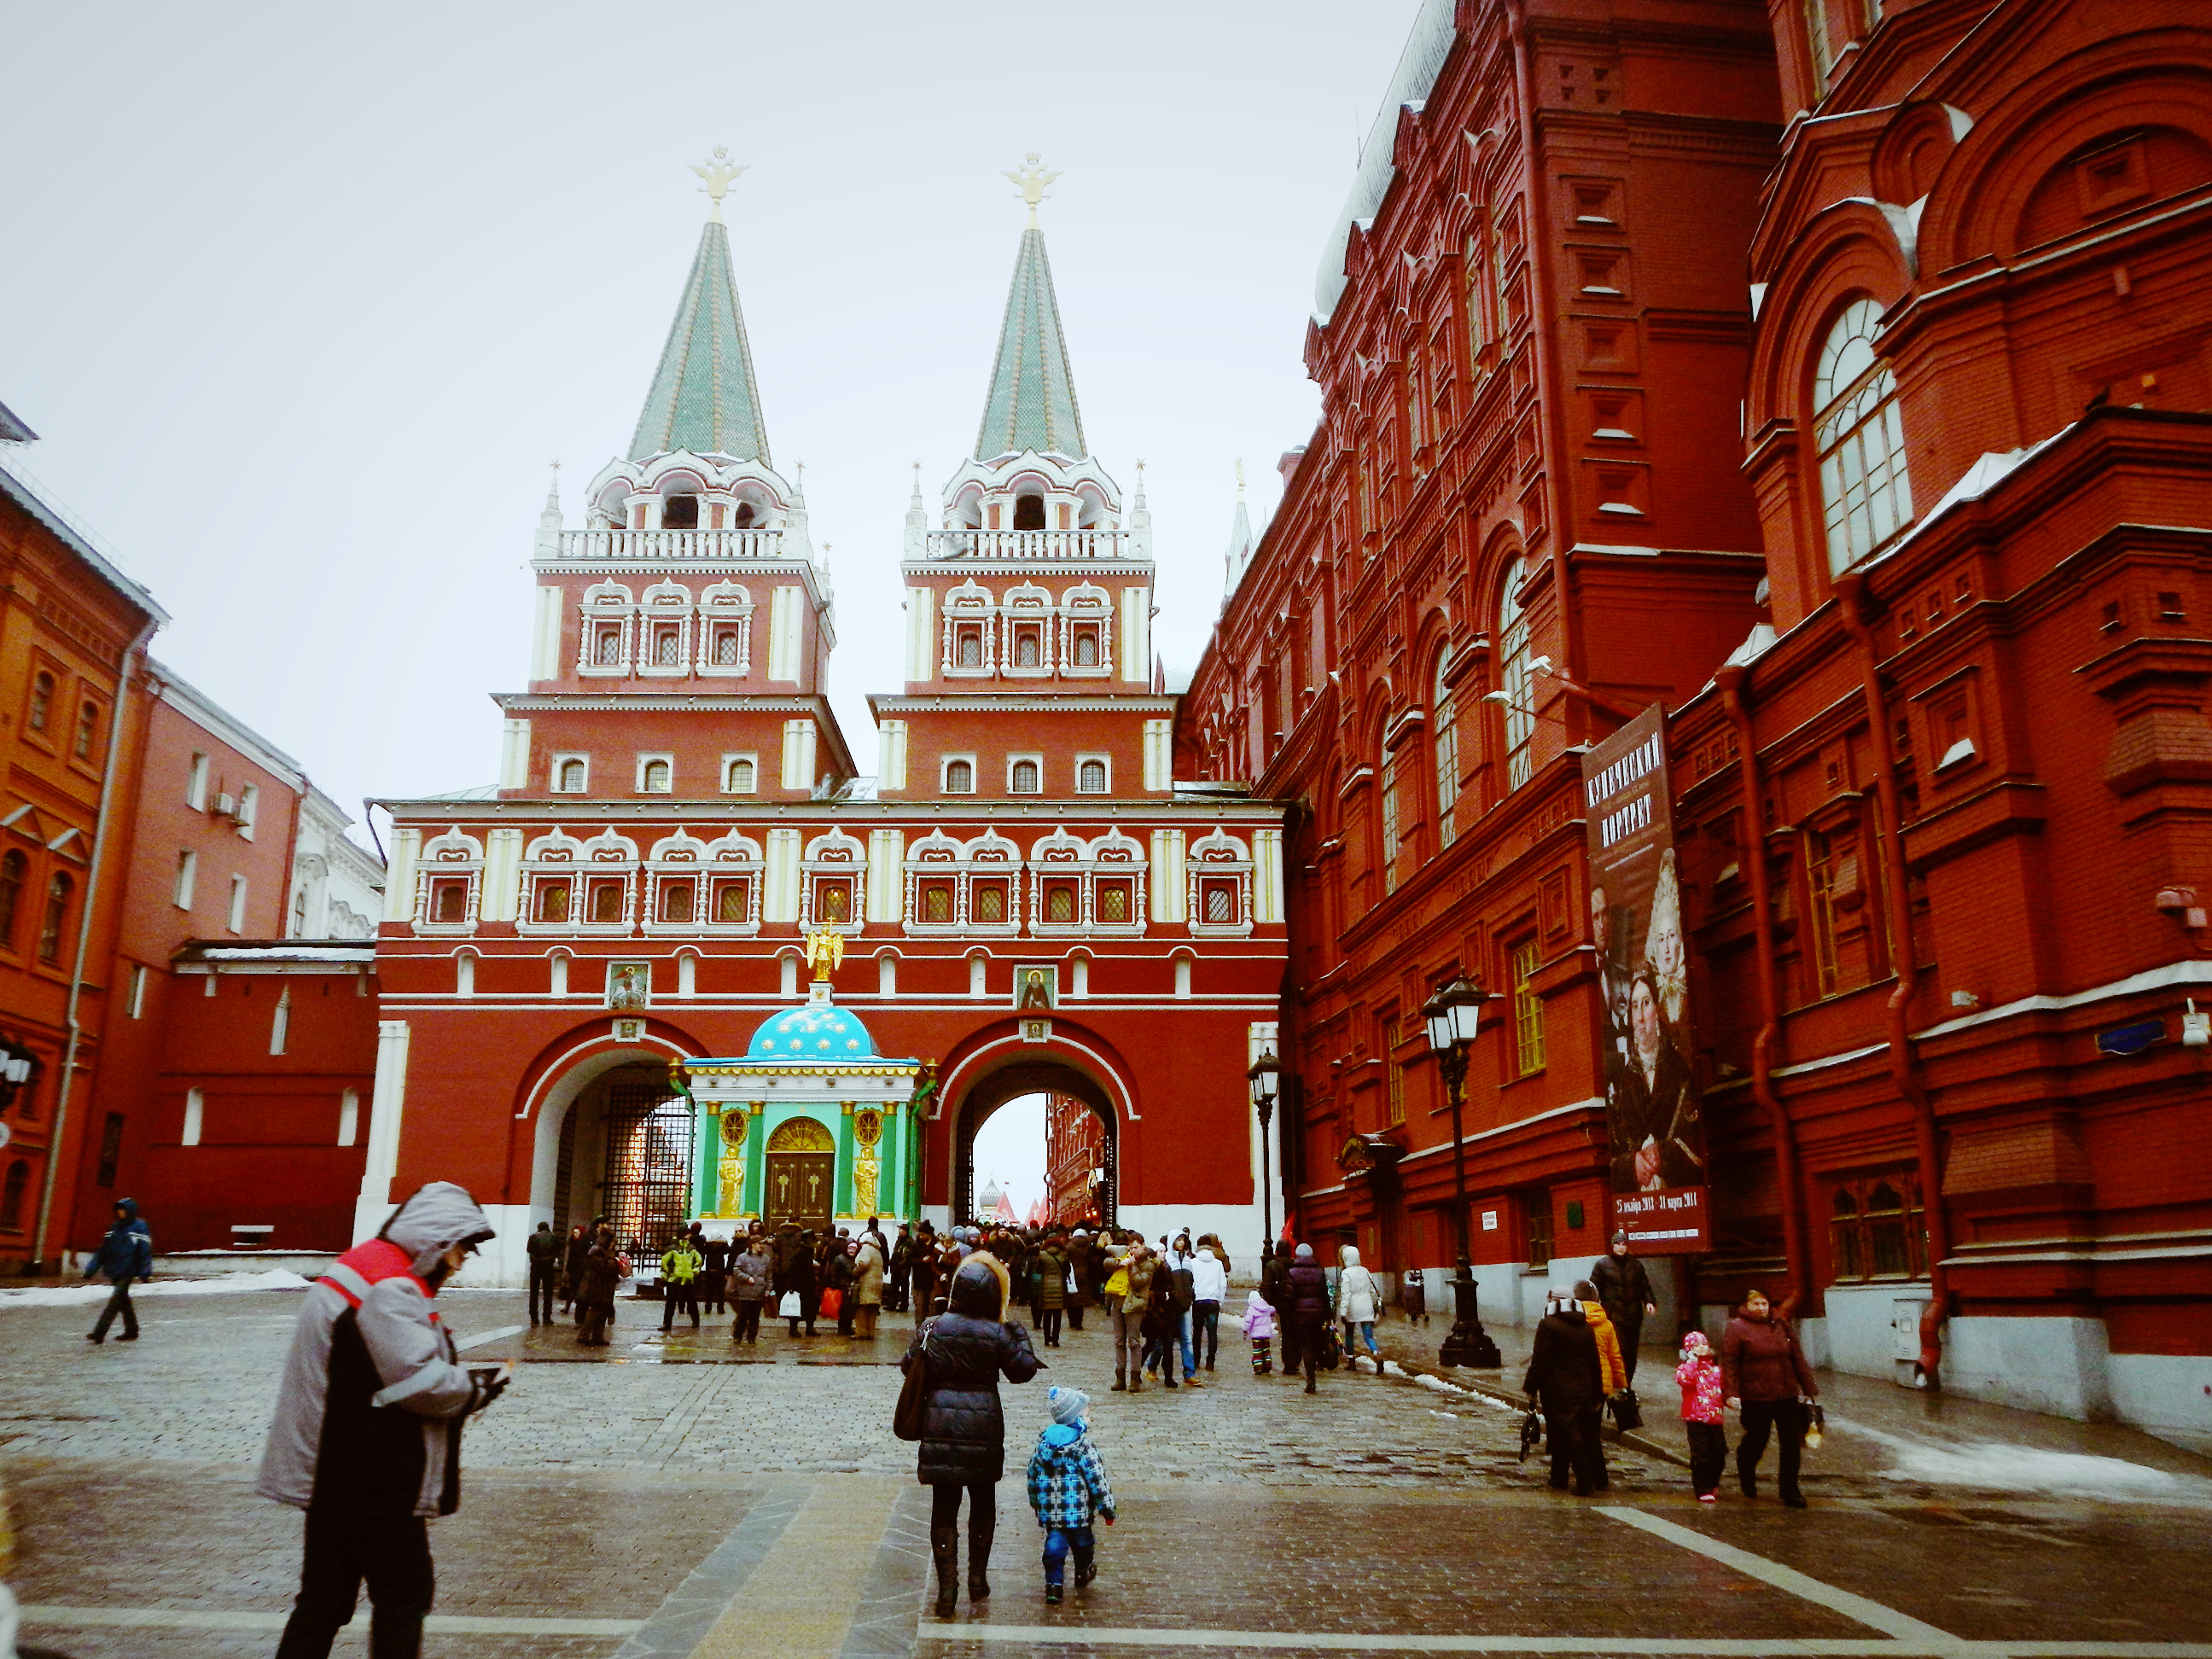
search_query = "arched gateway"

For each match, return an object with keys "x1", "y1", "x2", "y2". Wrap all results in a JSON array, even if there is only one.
[{"x1": 951, "y1": 1060, "x2": 1117, "y2": 1231}]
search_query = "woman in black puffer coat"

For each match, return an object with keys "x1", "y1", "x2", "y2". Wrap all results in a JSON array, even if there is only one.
[{"x1": 902, "y1": 1252, "x2": 1040, "y2": 1615}]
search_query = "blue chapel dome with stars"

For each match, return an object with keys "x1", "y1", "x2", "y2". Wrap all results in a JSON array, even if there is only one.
[{"x1": 743, "y1": 996, "x2": 878, "y2": 1062}]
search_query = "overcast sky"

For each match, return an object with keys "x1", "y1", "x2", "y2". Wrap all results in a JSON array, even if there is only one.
[{"x1": 1, "y1": 1, "x2": 1421, "y2": 841}]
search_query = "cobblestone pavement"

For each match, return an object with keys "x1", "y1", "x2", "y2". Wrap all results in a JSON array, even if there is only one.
[{"x1": 4, "y1": 1286, "x2": 2211, "y2": 1657}]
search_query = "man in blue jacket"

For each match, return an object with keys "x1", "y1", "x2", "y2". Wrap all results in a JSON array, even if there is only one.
[{"x1": 84, "y1": 1196, "x2": 152, "y2": 1344}]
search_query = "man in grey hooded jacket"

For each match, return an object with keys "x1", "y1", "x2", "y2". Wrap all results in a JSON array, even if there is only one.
[{"x1": 258, "y1": 1182, "x2": 504, "y2": 1659}]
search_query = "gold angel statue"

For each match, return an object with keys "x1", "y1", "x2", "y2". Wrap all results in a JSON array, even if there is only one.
[{"x1": 805, "y1": 928, "x2": 846, "y2": 982}]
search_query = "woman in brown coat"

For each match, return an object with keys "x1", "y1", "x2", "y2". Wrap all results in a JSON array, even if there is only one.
[
  {"x1": 1722, "y1": 1288, "x2": 1819, "y2": 1507},
  {"x1": 573, "y1": 1228, "x2": 622, "y2": 1347}
]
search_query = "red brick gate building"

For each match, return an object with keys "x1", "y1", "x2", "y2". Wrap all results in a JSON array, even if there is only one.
[
  {"x1": 364, "y1": 164, "x2": 1287, "y2": 1284},
  {"x1": 1183, "y1": 0, "x2": 2212, "y2": 1436}
]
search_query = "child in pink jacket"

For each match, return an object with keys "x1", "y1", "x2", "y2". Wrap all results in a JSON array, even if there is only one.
[
  {"x1": 1241, "y1": 1288, "x2": 1278, "y2": 1375},
  {"x1": 1675, "y1": 1330, "x2": 1727, "y2": 1501}
]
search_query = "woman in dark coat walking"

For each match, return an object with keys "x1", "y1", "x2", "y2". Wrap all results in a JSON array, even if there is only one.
[
  {"x1": 1722, "y1": 1287, "x2": 1819, "y2": 1506},
  {"x1": 1285, "y1": 1243, "x2": 1332, "y2": 1394},
  {"x1": 785, "y1": 1232, "x2": 820, "y2": 1337},
  {"x1": 1523, "y1": 1287, "x2": 1607, "y2": 1493},
  {"x1": 903, "y1": 1253, "x2": 1041, "y2": 1615},
  {"x1": 573, "y1": 1228, "x2": 622, "y2": 1348},
  {"x1": 1591, "y1": 1230, "x2": 1657, "y2": 1384},
  {"x1": 1261, "y1": 1239, "x2": 1300, "y2": 1378}
]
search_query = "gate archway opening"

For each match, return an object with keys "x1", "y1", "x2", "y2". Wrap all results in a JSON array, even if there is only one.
[
  {"x1": 952, "y1": 1060, "x2": 1116, "y2": 1231},
  {"x1": 550, "y1": 1061, "x2": 693, "y2": 1251}
]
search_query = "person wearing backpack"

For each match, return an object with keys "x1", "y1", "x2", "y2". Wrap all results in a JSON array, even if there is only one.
[{"x1": 84, "y1": 1197, "x2": 154, "y2": 1344}]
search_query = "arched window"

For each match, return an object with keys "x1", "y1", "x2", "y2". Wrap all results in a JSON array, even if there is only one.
[
  {"x1": 1016, "y1": 633, "x2": 1040, "y2": 667},
  {"x1": 0, "y1": 850, "x2": 23, "y2": 947},
  {"x1": 556, "y1": 759, "x2": 586, "y2": 793},
  {"x1": 27, "y1": 672, "x2": 52, "y2": 733},
  {"x1": 958, "y1": 632, "x2": 983, "y2": 668},
  {"x1": 1073, "y1": 632, "x2": 1099, "y2": 667},
  {"x1": 641, "y1": 759, "x2": 672, "y2": 794},
  {"x1": 661, "y1": 494, "x2": 700, "y2": 529},
  {"x1": 596, "y1": 630, "x2": 622, "y2": 667},
  {"x1": 1814, "y1": 297, "x2": 1913, "y2": 574},
  {"x1": 0, "y1": 1159, "x2": 27, "y2": 1232},
  {"x1": 734, "y1": 502, "x2": 757, "y2": 529},
  {"x1": 661, "y1": 881, "x2": 695, "y2": 923},
  {"x1": 73, "y1": 701, "x2": 99, "y2": 760},
  {"x1": 1078, "y1": 759, "x2": 1108, "y2": 794},
  {"x1": 1378, "y1": 749, "x2": 1400, "y2": 895},
  {"x1": 655, "y1": 630, "x2": 681, "y2": 667},
  {"x1": 944, "y1": 759, "x2": 975, "y2": 795},
  {"x1": 1498, "y1": 558, "x2": 1534, "y2": 789},
  {"x1": 1433, "y1": 651, "x2": 1459, "y2": 851},
  {"x1": 1010, "y1": 759, "x2": 1041, "y2": 795},
  {"x1": 716, "y1": 632, "x2": 741, "y2": 667},
  {"x1": 38, "y1": 871, "x2": 73, "y2": 963},
  {"x1": 1013, "y1": 493, "x2": 1046, "y2": 531},
  {"x1": 725, "y1": 757, "x2": 756, "y2": 794},
  {"x1": 290, "y1": 889, "x2": 308, "y2": 937},
  {"x1": 536, "y1": 880, "x2": 570, "y2": 923}
]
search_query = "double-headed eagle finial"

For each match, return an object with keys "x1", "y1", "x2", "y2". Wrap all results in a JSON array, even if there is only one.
[
  {"x1": 691, "y1": 146, "x2": 748, "y2": 223},
  {"x1": 1004, "y1": 152, "x2": 1062, "y2": 227}
]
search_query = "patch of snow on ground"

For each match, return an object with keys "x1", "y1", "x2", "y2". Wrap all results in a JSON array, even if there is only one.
[
  {"x1": 0, "y1": 1268, "x2": 312, "y2": 1308},
  {"x1": 1836, "y1": 1417, "x2": 2212, "y2": 1500}
]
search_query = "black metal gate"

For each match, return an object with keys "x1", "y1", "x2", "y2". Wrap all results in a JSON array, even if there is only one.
[{"x1": 599, "y1": 1081, "x2": 695, "y2": 1251}]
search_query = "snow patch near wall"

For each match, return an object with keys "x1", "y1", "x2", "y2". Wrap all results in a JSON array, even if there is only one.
[
  {"x1": 0, "y1": 1268, "x2": 312, "y2": 1309},
  {"x1": 1838, "y1": 1417, "x2": 2212, "y2": 1501}
]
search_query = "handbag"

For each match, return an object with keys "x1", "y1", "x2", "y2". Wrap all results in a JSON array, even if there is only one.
[
  {"x1": 894, "y1": 1318, "x2": 936, "y2": 1441},
  {"x1": 1318, "y1": 1322, "x2": 1343, "y2": 1371},
  {"x1": 777, "y1": 1290, "x2": 801, "y2": 1318},
  {"x1": 1609, "y1": 1388, "x2": 1643, "y2": 1432},
  {"x1": 819, "y1": 1288, "x2": 844, "y2": 1320}
]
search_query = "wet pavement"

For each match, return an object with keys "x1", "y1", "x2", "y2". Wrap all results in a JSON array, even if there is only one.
[{"x1": 3, "y1": 1283, "x2": 2209, "y2": 1656}]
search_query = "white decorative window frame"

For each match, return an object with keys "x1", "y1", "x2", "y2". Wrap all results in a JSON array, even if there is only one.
[
  {"x1": 1074, "y1": 753, "x2": 1111, "y2": 795},
  {"x1": 901, "y1": 828, "x2": 1023, "y2": 938},
  {"x1": 577, "y1": 582, "x2": 636, "y2": 678},
  {"x1": 1027, "y1": 826, "x2": 1147, "y2": 937},
  {"x1": 550, "y1": 753, "x2": 591, "y2": 795},
  {"x1": 1002, "y1": 584, "x2": 1054, "y2": 678},
  {"x1": 940, "y1": 753, "x2": 978, "y2": 795},
  {"x1": 413, "y1": 826, "x2": 485, "y2": 935},
  {"x1": 516, "y1": 828, "x2": 588, "y2": 936},
  {"x1": 1006, "y1": 753, "x2": 1045, "y2": 795},
  {"x1": 699, "y1": 829, "x2": 765, "y2": 935},
  {"x1": 720, "y1": 752, "x2": 760, "y2": 795},
  {"x1": 1059, "y1": 585, "x2": 1114, "y2": 678},
  {"x1": 697, "y1": 581, "x2": 754, "y2": 677},
  {"x1": 568, "y1": 827, "x2": 642, "y2": 935},
  {"x1": 1185, "y1": 826, "x2": 1254, "y2": 937},
  {"x1": 941, "y1": 579, "x2": 998, "y2": 678},
  {"x1": 641, "y1": 829, "x2": 713, "y2": 936},
  {"x1": 635, "y1": 753, "x2": 675, "y2": 795},
  {"x1": 797, "y1": 827, "x2": 867, "y2": 935},
  {"x1": 635, "y1": 581, "x2": 695, "y2": 678}
]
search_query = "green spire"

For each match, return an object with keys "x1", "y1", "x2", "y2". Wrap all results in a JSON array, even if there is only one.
[
  {"x1": 975, "y1": 225, "x2": 1086, "y2": 461},
  {"x1": 630, "y1": 218, "x2": 770, "y2": 464}
]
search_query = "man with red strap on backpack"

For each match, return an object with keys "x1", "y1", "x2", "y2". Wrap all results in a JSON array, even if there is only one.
[{"x1": 256, "y1": 1182, "x2": 509, "y2": 1659}]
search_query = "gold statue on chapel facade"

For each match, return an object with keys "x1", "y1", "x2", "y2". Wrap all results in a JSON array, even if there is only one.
[{"x1": 804, "y1": 928, "x2": 846, "y2": 983}]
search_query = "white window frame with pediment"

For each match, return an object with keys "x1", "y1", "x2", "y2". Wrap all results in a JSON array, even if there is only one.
[
  {"x1": 958, "y1": 829, "x2": 1023, "y2": 936},
  {"x1": 699, "y1": 830, "x2": 765, "y2": 934},
  {"x1": 1185, "y1": 827, "x2": 1254, "y2": 937},
  {"x1": 637, "y1": 582, "x2": 695, "y2": 678},
  {"x1": 1027, "y1": 826, "x2": 1147, "y2": 937},
  {"x1": 578, "y1": 583, "x2": 636, "y2": 677},
  {"x1": 516, "y1": 828, "x2": 588, "y2": 936},
  {"x1": 1002, "y1": 584, "x2": 1055, "y2": 678},
  {"x1": 414, "y1": 826, "x2": 484, "y2": 935},
  {"x1": 697, "y1": 581, "x2": 754, "y2": 677},
  {"x1": 570, "y1": 827, "x2": 642, "y2": 935},
  {"x1": 798, "y1": 827, "x2": 868, "y2": 935},
  {"x1": 1074, "y1": 754, "x2": 1111, "y2": 795},
  {"x1": 902, "y1": 830, "x2": 966, "y2": 935},
  {"x1": 1059, "y1": 585, "x2": 1114, "y2": 678},
  {"x1": 642, "y1": 830, "x2": 713, "y2": 936},
  {"x1": 941, "y1": 580, "x2": 998, "y2": 678}
]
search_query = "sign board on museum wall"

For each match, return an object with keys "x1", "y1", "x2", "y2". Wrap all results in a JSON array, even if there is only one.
[{"x1": 1580, "y1": 704, "x2": 1708, "y2": 1254}]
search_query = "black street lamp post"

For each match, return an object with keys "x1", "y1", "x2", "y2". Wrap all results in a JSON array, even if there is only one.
[
  {"x1": 1423, "y1": 975, "x2": 1502, "y2": 1368},
  {"x1": 1246, "y1": 1047, "x2": 1279, "y2": 1252}
]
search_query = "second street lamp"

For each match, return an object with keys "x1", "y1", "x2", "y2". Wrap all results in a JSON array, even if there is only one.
[
  {"x1": 1423, "y1": 975, "x2": 1502, "y2": 1368},
  {"x1": 1246, "y1": 1046, "x2": 1279, "y2": 1253}
]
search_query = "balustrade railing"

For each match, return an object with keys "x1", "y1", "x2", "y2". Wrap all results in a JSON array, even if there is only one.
[
  {"x1": 553, "y1": 527, "x2": 786, "y2": 561},
  {"x1": 927, "y1": 528, "x2": 1132, "y2": 561}
]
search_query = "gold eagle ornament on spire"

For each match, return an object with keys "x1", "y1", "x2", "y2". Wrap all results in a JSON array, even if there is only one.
[
  {"x1": 691, "y1": 146, "x2": 748, "y2": 223},
  {"x1": 1004, "y1": 152, "x2": 1062, "y2": 226}
]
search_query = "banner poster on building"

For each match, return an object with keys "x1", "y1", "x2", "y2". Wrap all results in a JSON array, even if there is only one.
[{"x1": 1582, "y1": 704, "x2": 1709, "y2": 1254}]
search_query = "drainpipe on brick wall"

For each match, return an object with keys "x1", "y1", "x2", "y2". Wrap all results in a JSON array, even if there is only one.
[
  {"x1": 1834, "y1": 573, "x2": 1951, "y2": 1388},
  {"x1": 33, "y1": 617, "x2": 159, "y2": 1272},
  {"x1": 1715, "y1": 663, "x2": 1813, "y2": 1318},
  {"x1": 1502, "y1": 0, "x2": 1587, "y2": 738}
]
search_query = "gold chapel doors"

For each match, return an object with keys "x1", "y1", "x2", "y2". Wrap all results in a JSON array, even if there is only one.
[{"x1": 762, "y1": 1115, "x2": 835, "y2": 1232}]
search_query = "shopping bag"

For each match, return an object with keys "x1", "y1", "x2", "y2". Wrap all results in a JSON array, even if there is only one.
[
  {"x1": 777, "y1": 1290, "x2": 801, "y2": 1318},
  {"x1": 1609, "y1": 1388, "x2": 1643, "y2": 1432},
  {"x1": 894, "y1": 1318, "x2": 936, "y2": 1441},
  {"x1": 819, "y1": 1288, "x2": 844, "y2": 1320}
]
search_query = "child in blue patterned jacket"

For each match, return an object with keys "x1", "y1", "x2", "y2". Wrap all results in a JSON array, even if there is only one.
[{"x1": 1025, "y1": 1385, "x2": 1118, "y2": 1604}]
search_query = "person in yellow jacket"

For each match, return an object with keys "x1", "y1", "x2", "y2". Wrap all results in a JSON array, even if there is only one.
[
  {"x1": 661, "y1": 1232, "x2": 705, "y2": 1331},
  {"x1": 1576, "y1": 1278, "x2": 1628, "y2": 1396}
]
